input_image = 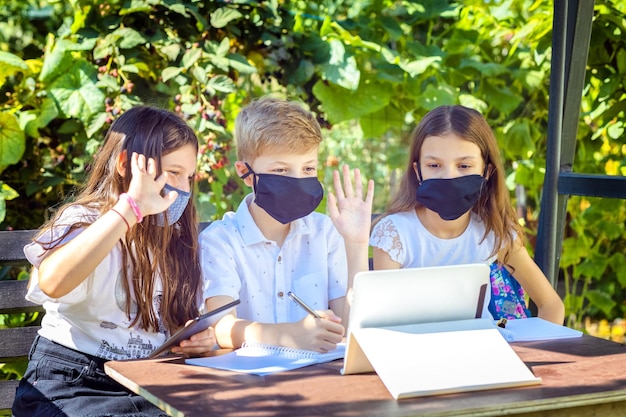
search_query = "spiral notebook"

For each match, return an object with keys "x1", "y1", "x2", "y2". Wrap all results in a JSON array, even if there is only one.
[{"x1": 185, "y1": 342, "x2": 346, "y2": 376}]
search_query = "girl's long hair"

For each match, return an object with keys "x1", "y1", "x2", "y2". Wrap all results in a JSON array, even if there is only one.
[
  {"x1": 34, "y1": 106, "x2": 201, "y2": 333},
  {"x1": 382, "y1": 105, "x2": 523, "y2": 263}
]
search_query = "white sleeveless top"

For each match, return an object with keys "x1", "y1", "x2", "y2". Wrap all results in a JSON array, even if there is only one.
[{"x1": 369, "y1": 210, "x2": 498, "y2": 268}]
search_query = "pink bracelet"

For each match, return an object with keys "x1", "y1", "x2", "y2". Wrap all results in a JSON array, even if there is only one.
[{"x1": 120, "y1": 193, "x2": 143, "y2": 223}]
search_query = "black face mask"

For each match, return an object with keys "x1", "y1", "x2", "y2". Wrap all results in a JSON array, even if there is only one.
[
  {"x1": 241, "y1": 163, "x2": 324, "y2": 224},
  {"x1": 415, "y1": 174, "x2": 486, "y2": 221}
]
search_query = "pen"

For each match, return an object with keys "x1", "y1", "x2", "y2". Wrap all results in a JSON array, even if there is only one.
[{"x1": 287, "y1": 291, "x2": 321, "y2": 318}]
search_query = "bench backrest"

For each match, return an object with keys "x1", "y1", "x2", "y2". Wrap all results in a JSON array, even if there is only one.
[{"x1": 0, "y1": 229, "x2": 41, "y2": 413}]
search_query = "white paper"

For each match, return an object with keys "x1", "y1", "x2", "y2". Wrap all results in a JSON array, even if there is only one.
[
  {"x1": 186, "y1": 343, "x2": 345, "y2": 376},
  {"x1": 347, "y1": 325, "x2": 541, "y2": 399},
  {"x1": 497, "y1": 317, "x2": 582, "y2": 342}
]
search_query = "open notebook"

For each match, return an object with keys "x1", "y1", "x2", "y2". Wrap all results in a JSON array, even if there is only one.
[
  {"x1": 186, "y1": 342, "x2": 345, "y2": 376},
  {"x1": 342, "y1": 264, "x2": 542, "y2": 399}
]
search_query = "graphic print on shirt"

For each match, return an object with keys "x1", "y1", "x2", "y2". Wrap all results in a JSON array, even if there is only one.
[{"x1": 96, "y1": 334, "x2": 157, "y2": 360}]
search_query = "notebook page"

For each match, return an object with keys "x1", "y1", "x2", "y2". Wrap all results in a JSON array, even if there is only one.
[{"x1": 185, "y1": 343, "x2": 345, "y2": 376}]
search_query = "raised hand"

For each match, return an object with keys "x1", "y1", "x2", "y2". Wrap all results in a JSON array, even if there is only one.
[
  {"x1": 327, "y1": 164, "x2": 375, "y2": 244},
  {"x1": 125, "y1": 152, "x2": 178, "y2": 217}
]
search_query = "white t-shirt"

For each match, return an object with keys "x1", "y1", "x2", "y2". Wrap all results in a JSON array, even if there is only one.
[
  {"x1": 25, "y1": 205, "x2": 168, "y2": 360},
  {"x1": 369, "y1": 210, "x2": 497, "y2": 318},
  {"x1": 200, "y1": 194, "x2": 348, "y2": 323},
  {"x1": 370, "y1": 210, "x2": 498, "y2": 267}
]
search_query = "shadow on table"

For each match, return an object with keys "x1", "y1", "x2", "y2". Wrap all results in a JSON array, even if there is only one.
[{"x1": 140, "y1": 358, "x2": 626, "y2": 417}]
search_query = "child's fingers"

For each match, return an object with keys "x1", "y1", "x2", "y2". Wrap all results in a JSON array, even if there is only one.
[
  {"x1": 154, "y1": 170, "x2": 170, "y2": 189},
  {"x1": 146, "y1": 157, "x2": 157, "y2": 178},
  {"x1": 318, "y1": 309, "x2": 342, "y2": 324},
  {"x1": 160, "y1": 188, "x2": 178, "y2": 210},
  {"x1": 332, "y1": 169, "x2": 345, "y2": 200},
  {"x1": 172, "y1": 327, "x2": 216, "y2": 354},
  {"x1": 365, "y1": 178, "x2": 375, "y2": 204},
  {"x1": 327, "y1": 192, "x2": 338, "y2": 219},
  {"x1": 130, "y1": 152, "x2": 149, "y2": 179},
  {"x1": 352, "y1": 167, "x2": 363, "y2": 200},
  {"x1": 136, "y1": 153, "x2": 146, "y2": 173},
  {"x1": 129, "y1": 152, "x2": 138, "y2": 174},
  {"x1": 341, "y1": 164, "x2": 354, "y2": 198}
]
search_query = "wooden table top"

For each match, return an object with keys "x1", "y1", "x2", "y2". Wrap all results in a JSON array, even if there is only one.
[{"x1": 105, "y1": 335, "x2": 626, "y2": 417}]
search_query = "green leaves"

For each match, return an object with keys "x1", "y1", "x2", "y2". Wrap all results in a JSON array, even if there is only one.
[
  {"x1": 313, "y1": 79, "x2": 393, "y2": 124},
  {"x1": 399, "y1": 56, "x2": 442, "y2": 78},
  {"x1": 0, "y1": 51, "x2": 29, "y2": 87},
  {"x1": 48, "y1": 60, "x2": 106, "y2": 131},
  {"x1": 206, "y1": 75, "x2": 236, "y2": 95},
  {"x1": 19, "y1": 98, "x2": 60, "y2": 139},
  {"x1": 414, "y1": 84, "x2": 457, "y2": 111},
  {"x1": 501, "y1": 120, "x2": 536, "y2": 159},
  {"x1": 0, "y1": 181, "x2": 19, "y2": 223},
  {"x1": 0, "y1": 112, "x2": 25, "y2": 174},
  {"x1": 319, "y1": 39, "x2": 360, "y2": 91},
  {"x1": 113, "y1": 28, "x2": 147, "y2": 49},
  {"x1": 40, "y1": 36, "x2": 96, "y2": 84},
  {"x1": 210, "y1": 7, "x2": 243, "y2": 28}
]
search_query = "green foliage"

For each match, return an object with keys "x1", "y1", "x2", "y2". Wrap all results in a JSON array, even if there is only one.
[
  {"x1": 562, "y1": 196, "x2": 626, "y2": 327},
  {"x1": 0, "y1": 0, "x2": 253, "y2": 228},
  {"x1": 0, "y1": 0, "x2": 624, "y2": 329}
]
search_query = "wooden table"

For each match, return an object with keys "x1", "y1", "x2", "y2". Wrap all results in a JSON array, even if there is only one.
[{"x1": 105, "y1": 335, "x2": 626, "y2": 417}]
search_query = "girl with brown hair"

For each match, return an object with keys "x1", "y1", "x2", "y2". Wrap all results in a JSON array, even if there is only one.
[
  {"x1": 370, "y1": 105, "x2": 564, "y2": 325},
  {"x1": 13, "y1": 106, "x2": 215, "y2": 416}
]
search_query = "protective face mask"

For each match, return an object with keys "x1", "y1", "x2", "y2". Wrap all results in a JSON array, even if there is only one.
[
  {"x1": 241, "y1": 163, "x2": 324, "y2": 224},
  {"x1": 415, "y1": 174, "x2": 486, "y2": 221},
  {"x1": 156, "y1": 183, "x2": 191, "y2": 226}
]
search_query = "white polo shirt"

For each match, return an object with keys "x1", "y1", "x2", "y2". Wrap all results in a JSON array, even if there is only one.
[{"x1": 200, "y1": 194, "x2": 348, "y2": 323}]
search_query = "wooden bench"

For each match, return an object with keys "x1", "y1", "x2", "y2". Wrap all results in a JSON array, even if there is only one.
[{"x1": 0, "y1": 229, "x2": 42, "y2": 413}]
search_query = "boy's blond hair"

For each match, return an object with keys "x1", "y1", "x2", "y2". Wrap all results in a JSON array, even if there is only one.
[{"x1": 235, "y1": 96, "x2": 322, "y2": 162}]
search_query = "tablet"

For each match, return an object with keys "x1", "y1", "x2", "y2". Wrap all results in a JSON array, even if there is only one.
[
  {"x1": 149, "y1": 299, "x2": 240, "y2": 358},
  {"x1": 347, "y1": 263, "x2": 490, "y2": 332},
  {"x1": 342, "y1": 264, "x2": 490, "y2": 375}
]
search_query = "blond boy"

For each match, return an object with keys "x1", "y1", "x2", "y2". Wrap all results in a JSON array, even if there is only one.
[{"x1": 200, "y1": 96, "x2": 374, "y2": 352}]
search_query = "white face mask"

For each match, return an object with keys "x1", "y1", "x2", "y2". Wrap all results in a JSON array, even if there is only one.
[{"x1": 156, "y1": 183, "x2": 191, "y2": 226}]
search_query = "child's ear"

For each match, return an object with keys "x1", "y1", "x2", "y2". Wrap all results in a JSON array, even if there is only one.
[
  {"x1": 412, "y1": 161, "x2": 422, "y2": 183},
  {"x1": 234, "y1": 161, "x2": 254, "y2": 187},
  {"x1": 116, "y1": 150, "x2": 128, "y2": 177}
]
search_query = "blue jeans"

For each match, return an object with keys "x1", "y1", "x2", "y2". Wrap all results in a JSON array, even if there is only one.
[{"x1": 12, "y1": 335, "x2": 168, "y2": 417}]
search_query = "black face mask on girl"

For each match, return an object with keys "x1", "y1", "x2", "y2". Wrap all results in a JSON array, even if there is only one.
[
  {"x1": 415, "y1": 175, "x2": 486, "y2": 220},
  {"x1": 240, "y1": 163, "x2": 324, "y2": 224}
]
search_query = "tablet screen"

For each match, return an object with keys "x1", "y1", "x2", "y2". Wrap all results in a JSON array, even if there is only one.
[{"x1": 149, "y1": 299, "x2": 240, "y2": 358}]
